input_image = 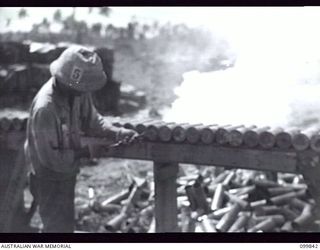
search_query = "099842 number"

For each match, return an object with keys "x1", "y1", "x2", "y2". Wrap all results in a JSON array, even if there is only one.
[{"x1": 300, "y1": 244, "x2": 318, "y2": 248}]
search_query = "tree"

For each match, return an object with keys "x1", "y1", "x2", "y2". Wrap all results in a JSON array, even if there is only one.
[
  {"x1": 91, "y1": 23, "x2": 102, "y2": 35},
  {"x1": 99, "y1": 7, "x2": 111, "y2": 17},
  {"x1": 42, "y1": 18, "x2": 50, "y2": 28},
  {"x1": 53, "y1": 9, "x2": 62, "y2": 23},
  {"x1": 18, "y1": 8, "x2": 27, "y2": 19},
  {"x1": 6, "y1": 18, "x2": 11, "y2": 27}
]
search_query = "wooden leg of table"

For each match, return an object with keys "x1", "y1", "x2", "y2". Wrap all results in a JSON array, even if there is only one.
[
  {"x1": 298, "y1": 152, "x2": 320, "y2": 218},
  {"x1": 153, "y1": 162, "x2": 179, "y2": 232},
  {"x1": 0, "y1": 147, "x2": 27, "y2": 232}
]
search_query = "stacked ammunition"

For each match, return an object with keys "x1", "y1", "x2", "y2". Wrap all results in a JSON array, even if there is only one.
[
  {"x1": 0, "y1": 116, "x2": 28, "y2": 133},
  {"x1": 176, "y1": 169, "x2": 317, "y2": 232},
  {"x1": 0, "y1": 41, "x2": 124, "y2": 114},
  {"x1": 113, "y1": 120, "x2": 320, "y2": 152}
]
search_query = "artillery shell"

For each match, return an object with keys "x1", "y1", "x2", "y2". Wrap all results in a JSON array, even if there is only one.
[
  {"x1": 216, "y1": 203, "x2": 241, "y2": 232},
  {"x1": 243, "y1": 126, "x2": 270, "y2": 148},
  {"x1": 254, "y1": 205, "x2": 281, "y2": 216},
  {"x1": 280, "y1": 221, "x2": 293, "y2": 232},
  {"x1": 270, "y1": 191, "x2": 297, "y2": 205},
  {"x1": 148, "y1": 217, "x2": 156, "y2": 233},
  {"x1": 310, "y1": 134, "x2": 320, "y2": 153},
  {"x1": 211, "y1": 171, "x2": 229, "y2": 185},
  {"x1": 228, "y1": 125, "x2": 257, "y2": 147},
  {"x1": 198, "y1": 215, "x2": 217, "y2": 232},
  {"x1": 250, "y1": 199, "x2": 268, "y2": 209},
  {"x1": 267, "y1": 186, "x2": 295, "y2": 196},
  {"x1": 200, "y1": 125, "x2": 223, "y2": 144},
  {"x1": 0, "y1": 117, "x2": 11, "y2": 131},
  {"x1": 280, "y1": 206, "x2": 299, "y2": 221},
  {"x1": 96, "y1": 203, "x2": 122, "y2": 213},
  {"x1": 259, "y1": 127, "x2": 283, "y2": 149},
  {"x1": 105, "y1": 212, "x2": 127, "y2": 232},
  {"x1": 297, "y1": 127, "x2": 320, "y2": 151},
  {"x1": 158, "y1": 123, "x2": 187, "y2": 142},
  {"x1": 216, "y1": 125, "x2": 244, "y2": 145},
  {"x1": 290, "y1": 198, "x2": 309, "y2": 211},
  {"x1": 229, "y1": 185, "x2": 256, "y2": 196},
  {"x1": 186, "y1": 124, "x2": 218, "y2": 144},
  {"x1": 101, "y1": 188, "x2": 132, "y2": 207},
  {"x1": 11, "y1": 117, "x2": 24, "y2": 131},
  {"x1": 247, "y1": 218, "x2": 277, "y2": 232},
  {"x1": 222, "y1": 170, "x2": 236, "y2": 186},
  {"x1": 275, "y1": 128, "x2": 300, "y2": 149},
  {"x1": 172, "y1": 123, "x2": 202, "y2": 143},
  {"x1": 228, "y1": 213, "x2": 250, "y2": 232},
  {"x1": 253, "y1": 178, "x2": 279, "y2": 188},
  {"x1": 211, "y1": 183, "x2": 225, "y2": 211},
  {"x1": 207, "y1": 206, "x2": 232, "y2": 220},
  {"x1": 224, "y1": 191, "x2": 249, "y2": 209},
  {"x1": 145, "y1": 122, "x2": 174, "y2": 141},
  {"x1": 292, "y1": 132, "x2": 311, "y2": 151},
  {"x1": 292, "y1": 204, "x2": 313, "y2": 229},
  {"x1": 253, "y1": 214, "x2": 285, "y2": 226},
  {"x1": 135, "y1": 120, "x2": 163, "y2": 134}
]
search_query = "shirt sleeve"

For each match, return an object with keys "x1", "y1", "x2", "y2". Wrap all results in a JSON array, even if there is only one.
[
  {"x1": 80, "y1": 94, "x2": 121, "y2": 143},
  {"x1": 32, "y1": 107, "x2": 76, "y2": 173}
]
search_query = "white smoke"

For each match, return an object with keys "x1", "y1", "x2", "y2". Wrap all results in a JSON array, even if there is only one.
[{"x1": 163, "y1": 7, "x2": 320, "y2": 128}]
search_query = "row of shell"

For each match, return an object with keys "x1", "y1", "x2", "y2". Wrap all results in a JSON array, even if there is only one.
[
  {"x1": 113, "y1": 119, "x2": 320, "y2": 152},
  {"x1": 3, "y1": 117, "x2": 320, "y2": 152},
  {"x1": 0, "y1": 117, "x2": 28, "y2": 132}
]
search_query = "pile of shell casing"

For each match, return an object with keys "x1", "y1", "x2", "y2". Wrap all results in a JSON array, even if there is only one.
[
  {"x1": 112, "y1": 119, "x2": 320, "y2": 152},
  {"x1": 75, "y1": 167, "x2": 318, "y2": 233},
  {"x1": 176, "y1": 168, "x2": 317, "y2": 232},
  {"x1": 76, "y1": 176, "x2": 155, "y2": 233}
]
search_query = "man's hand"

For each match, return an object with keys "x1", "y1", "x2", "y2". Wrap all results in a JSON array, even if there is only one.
[
  {"x1": 117, "y1": 128, "x2": 140, "y2": 145},
  {"x1": 75, "y1": 145, "x2": 107, "y2": 159},
  {"x1": 87, "y1": 144, "x2": 108, "y2": 158},
  {"x1": 74, "y1": 146, "x2": 91, "y2": 160}
]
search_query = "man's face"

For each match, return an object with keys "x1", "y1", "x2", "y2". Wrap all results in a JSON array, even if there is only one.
[{"x1": 57, "y1": 80, "x2": 85, "y2": 97}]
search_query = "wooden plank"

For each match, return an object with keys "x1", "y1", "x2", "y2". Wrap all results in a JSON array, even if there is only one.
[
  {"x1": 103, "y1": 142, "x2": 298, "y2": 173},
  {"x1": 297, "y1": 151, "x2": 320, "y2": 217},
  {"x1": 153, "y1": 162, "x2": 179, "y2": 232}
]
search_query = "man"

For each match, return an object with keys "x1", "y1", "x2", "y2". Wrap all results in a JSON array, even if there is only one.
[{"x1": 24, "y1": 45, "x2": 138, "y2": 232}]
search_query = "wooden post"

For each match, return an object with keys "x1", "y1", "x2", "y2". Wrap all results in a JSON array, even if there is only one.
[
  {"x1": 297, "y1": 151, "x2": 320, "y2": 218},
  {"x1": 153, "y1": 161, "x2": 179, "y2": 232}
]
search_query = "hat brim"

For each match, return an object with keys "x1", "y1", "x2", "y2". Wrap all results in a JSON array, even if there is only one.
[{"x1": 50, "y1": 59, "x2": 107, "y2": 92}]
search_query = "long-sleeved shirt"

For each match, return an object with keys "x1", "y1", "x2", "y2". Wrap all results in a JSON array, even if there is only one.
[{"x1": 24, "y1": 77, "x2": 121, "y2": 180}]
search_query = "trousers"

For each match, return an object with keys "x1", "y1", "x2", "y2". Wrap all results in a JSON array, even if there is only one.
[{"x1": 30, "y1": 173, "x2": 76, "y2": 233}]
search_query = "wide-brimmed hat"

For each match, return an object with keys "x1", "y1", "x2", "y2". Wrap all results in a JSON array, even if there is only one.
[{"x1": 50, "y1": 45, "x2": 107, "y2": 92}]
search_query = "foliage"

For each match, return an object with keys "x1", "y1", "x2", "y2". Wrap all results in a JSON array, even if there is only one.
[
  {"x1": 18, "y1": 8, "x2": 28, "y2": 19},
  {"x1": 53, "y1": 9, "x2": 62, "y2": 23}
]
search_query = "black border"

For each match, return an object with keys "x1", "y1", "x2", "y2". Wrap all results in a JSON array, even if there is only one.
[
  {"x1": 0, "y1": 0, "x2": 316, "y2": 7},
  {"x1": 1, "y1": 3, "x2": 320, "y2": 244},
  {"x1": 0, "y1": 233, "x2": 319, "y2": 243}
]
